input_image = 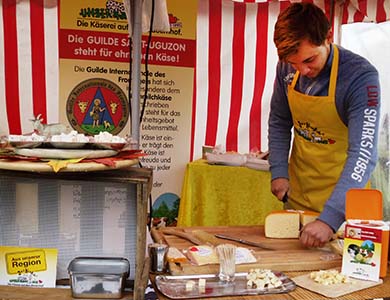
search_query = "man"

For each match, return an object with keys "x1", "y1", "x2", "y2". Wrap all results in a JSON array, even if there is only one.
[{"x1": 268, "y1": 3, "x2": 380, "y2": 248}]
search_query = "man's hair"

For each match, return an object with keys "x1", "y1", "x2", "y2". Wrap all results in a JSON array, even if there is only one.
[{"x1": 274, "y1": 2, "x2": 331, "y2": 61}]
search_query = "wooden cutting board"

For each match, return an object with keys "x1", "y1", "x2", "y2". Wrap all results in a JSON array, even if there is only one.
[
  {"x1": 152, "y1": 226, "x2": 342, "y2": 275},
  {"x1": 292, "y1": 272, "x2": 383, "y2": 298}
]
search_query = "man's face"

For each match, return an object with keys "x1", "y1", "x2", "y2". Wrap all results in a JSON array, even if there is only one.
[{"x1": 286, "y1": 39, "x2": 331, "y2": 79}]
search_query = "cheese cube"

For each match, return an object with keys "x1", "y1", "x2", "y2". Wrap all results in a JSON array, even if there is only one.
[{"x1": 198, "y1": 278, "x2": 206, "y2": 293}]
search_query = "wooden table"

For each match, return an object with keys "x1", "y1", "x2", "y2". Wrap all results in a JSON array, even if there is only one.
[
  {"x1": 150, "y1": 226, "x2": 390, "y2": 300},
  {"x1": 178, "y1": 159, "x2": 282, "y2": 226}
]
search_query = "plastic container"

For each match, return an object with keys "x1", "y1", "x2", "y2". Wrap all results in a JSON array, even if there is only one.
[{"x1": 68, "y1": 257, "x2": 130, "y2": 299}]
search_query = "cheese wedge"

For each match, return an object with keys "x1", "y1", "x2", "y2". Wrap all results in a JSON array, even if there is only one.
[
  {"x1": 299, "y1": 210, "x2": 320, "y2": 226},
  {"x1": 264, "y1": 210, "x2": 300, "y2": 238}
]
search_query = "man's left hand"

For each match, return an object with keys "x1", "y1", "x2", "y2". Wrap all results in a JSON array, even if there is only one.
[{"x1": 299, "y1": 220, "x2": 334, "y2": 248}]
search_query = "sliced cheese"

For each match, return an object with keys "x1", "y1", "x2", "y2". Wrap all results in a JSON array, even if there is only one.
[
  {"x1": 186, "y1": 245, "x2": 219, "y2": 265},
  {"x1": 264, "y1": 210, "x2": 300, "y2": 238}
]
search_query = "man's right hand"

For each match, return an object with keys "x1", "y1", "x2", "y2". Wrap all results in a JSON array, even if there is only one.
[{"x1": 271, "y1": 177, "x2": 290, "y2": 202}]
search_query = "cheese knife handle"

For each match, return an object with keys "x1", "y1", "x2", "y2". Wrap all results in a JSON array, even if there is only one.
[{"x1": 282, "y1": 193, "x2": 288, "y2": 203}]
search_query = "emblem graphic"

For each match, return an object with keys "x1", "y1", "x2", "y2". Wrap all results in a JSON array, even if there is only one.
[
  {"x1": 295, "y1": 120, "x2": 335, "y2": 144},
  {"x1": 66, "y1": 78, "x2": 129, "y2": 135}
]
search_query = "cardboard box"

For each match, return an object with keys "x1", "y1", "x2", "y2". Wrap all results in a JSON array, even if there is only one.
[{"x1": 341, "y1": 220, "x2": 389, "y2": 281}]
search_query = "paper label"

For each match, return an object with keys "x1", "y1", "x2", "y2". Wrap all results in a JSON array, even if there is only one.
[
  {"x1": 0, "y1": 246, "x2": 58, "y2": 288},
  {"x1": 6, "y1": 250, "x2": 47, "y2": 274}
]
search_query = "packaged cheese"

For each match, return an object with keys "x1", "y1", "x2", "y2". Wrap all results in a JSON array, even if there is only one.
[
  {"x1": 186, "y1": 245, "x2": 219, "y2": 265},
  {"x1": 264, "y1": 210, "x2": 300, "y2": 238},
  {"x1": 341, "y1": 219, "x2": 389, "y2": 280}
]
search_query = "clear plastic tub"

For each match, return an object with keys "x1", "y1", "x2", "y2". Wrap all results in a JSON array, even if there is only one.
[{"x1": 68, "y1": 257, "x2": 130, "y2": 299}]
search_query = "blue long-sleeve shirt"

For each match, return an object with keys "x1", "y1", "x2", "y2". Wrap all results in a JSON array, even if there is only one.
[{"x1": 268, "y1": 44, "x2": 381, "y2": 231}]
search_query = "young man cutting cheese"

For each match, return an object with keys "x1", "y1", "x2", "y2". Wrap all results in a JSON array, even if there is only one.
[{"x1": 268, "y1": 3, "x2": 380, "y2": 248}]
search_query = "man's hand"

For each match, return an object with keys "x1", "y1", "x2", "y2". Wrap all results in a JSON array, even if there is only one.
[
  {"x1": 271, "y1": 178, "x2": 289, "y2": 201},
  {"x1": 300, "y1": 220, "x2": 334, "y2": 248}
]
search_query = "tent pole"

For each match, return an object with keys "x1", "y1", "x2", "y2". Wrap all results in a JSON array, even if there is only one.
[{"x1": 131, "y1": 0, "x2": 142, "y2": 147}]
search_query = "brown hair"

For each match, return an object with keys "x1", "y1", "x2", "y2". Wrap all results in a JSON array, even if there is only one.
[{"x1": 274, "y1": 2, "x2": 331, "y2": 61}]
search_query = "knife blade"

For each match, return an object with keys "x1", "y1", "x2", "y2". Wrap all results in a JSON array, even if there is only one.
[{"x1": 215, "y1": 234, "x2": 275, "y2": 250}]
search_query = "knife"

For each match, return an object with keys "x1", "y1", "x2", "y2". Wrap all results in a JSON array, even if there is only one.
[
  {"x1": 282, "y1": 192, "x2": 288, "y2": 203},
  {"x1": 215, "y1": 234, "x2": 275, "y2": 250}
]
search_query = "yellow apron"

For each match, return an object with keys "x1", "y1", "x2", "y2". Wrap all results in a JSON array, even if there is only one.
[{"x1": 287, "y1": 45, "x2": 348, "y2": 212}]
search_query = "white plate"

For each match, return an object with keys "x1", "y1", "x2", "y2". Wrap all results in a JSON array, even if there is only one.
[
  {"x1": 244, "y1": 157, "x2": 270, "y2": 171},
  {"x1": 50, "y1": 141, "x2": 87, "y2": 149},
  {"x1": 93, "y1": 142, "x2": 128, "y2": 151},
  {"x1": 14, "y1": 148, "x2": 117, "y2": 159}
]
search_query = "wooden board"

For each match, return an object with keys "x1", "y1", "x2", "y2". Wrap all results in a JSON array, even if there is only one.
[
  {"x1": 292, "y1": 273, "x2": 383, "y2": 298},
  {"x1": 152, "y1": 226, "x2": 342, "y2": 275}
]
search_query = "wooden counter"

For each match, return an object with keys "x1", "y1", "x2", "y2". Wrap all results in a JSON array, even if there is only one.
[{"x1": 150, "y1": 226, "x2": 390, "y2": 300}]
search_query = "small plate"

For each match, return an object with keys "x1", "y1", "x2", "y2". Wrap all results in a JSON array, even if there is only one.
[
  {"x1": 92, "y1": 142, "x2": 128, "y2": 151},
  {"x1": 156, "y1": 272, "x2": 295, "y2": 299},
  {"x1": 206, "y1": 153, "x2": 247, "y2": 166}
]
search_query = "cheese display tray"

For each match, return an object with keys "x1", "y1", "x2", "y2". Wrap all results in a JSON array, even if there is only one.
[{"x1": 155, "y1": 272, "x2": 296, "y2": 299}]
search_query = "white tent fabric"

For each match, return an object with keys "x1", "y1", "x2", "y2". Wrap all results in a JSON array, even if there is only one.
[{"x1": 341, "y1": 21, "x2": 390, "y2": 218}]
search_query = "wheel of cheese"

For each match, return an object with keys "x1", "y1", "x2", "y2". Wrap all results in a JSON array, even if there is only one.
[{"x1": 264, "y1": 210, "x2": 300, "y2": 238}]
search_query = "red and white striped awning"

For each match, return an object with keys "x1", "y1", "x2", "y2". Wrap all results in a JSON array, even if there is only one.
[
  {"x1": 230, "y1": 0, "x2": 390, "y2": 24},
  {"x1": 190, "y1": 0, "x2": 390, "y2": 159},
  {"x1": 341, "y1": 0, "x2": 390, "y2": 24}
]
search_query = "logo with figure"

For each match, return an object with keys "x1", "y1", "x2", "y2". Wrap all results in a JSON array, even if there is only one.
[{"x1": 66, "y1": 78, "x2": 129, "y2": 135}]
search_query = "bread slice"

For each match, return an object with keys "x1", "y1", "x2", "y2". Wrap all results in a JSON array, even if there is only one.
[{"x1": 264, "y1": 210, "x2": 300, "y2": 238}]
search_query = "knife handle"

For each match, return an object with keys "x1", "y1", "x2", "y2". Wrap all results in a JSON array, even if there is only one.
[{"x1": 282, "y1": 193, "x2": 288, "y2": 203}]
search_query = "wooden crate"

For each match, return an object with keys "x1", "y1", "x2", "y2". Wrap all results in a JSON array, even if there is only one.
[{"x1": 0, "y1": 163, "x2": 152, "y2": 300}]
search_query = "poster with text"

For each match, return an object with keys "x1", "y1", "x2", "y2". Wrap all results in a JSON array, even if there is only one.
[{"x1": 58, "y1": 0, "x2": 197, "y2": 226}]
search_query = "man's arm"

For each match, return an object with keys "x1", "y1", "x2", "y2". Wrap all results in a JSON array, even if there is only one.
[
  {"x1": 319, "y1": 69, "x2": 381, "y2": 232},
  {"x1": 268, "y1": 62, "x2": 294, "y2": 182}
]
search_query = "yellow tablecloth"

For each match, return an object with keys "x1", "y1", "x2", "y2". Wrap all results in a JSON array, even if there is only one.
[{"x1": 178, "y1": 159, "x2": 283, "y2": 226}]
